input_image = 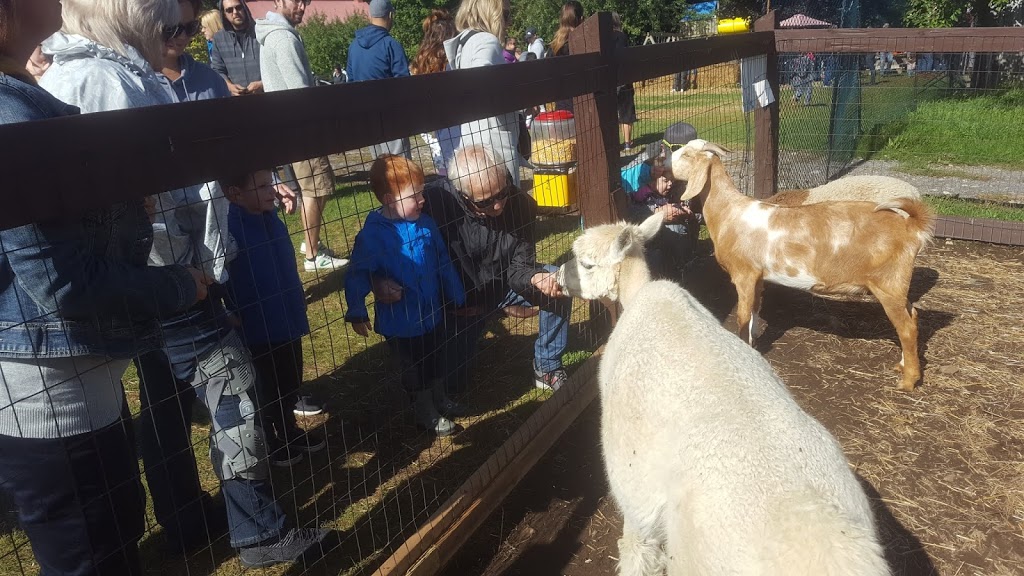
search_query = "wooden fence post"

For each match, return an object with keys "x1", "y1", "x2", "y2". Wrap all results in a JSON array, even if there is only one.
[
  {"x1": 570, "y1": 12, "x2": 620, "y2": 227},
  {"x1": 754, "y1": 11, "x2": 780, "y2": 199},
  {"x1": 569, "y1": 12, "x2": 620, "y2": 337}
]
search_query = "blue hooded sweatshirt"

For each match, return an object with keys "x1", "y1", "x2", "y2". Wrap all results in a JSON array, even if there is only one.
[
  {"x1": 227, "y1": 205, "x2": 310, "y2": 346},
  {"x1": 162, "y1": 53, "x2": 231, "y2": 103},
  {"x1": 344, "y1": 211, "x2": 464, "y2": 339},
  {"x1": 346, "y1": 25, "x2": 410, "y2": 81}
]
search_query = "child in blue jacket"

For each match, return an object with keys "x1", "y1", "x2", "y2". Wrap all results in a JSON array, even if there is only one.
[
  {"x1": 224, "y1": 168, "x2": 325, "y2": 466},
  {"x1": 344, "y1": 155, "x2": 465, "y2": 437}
]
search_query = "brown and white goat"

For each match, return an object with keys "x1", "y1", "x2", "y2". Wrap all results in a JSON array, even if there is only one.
[{"x1": 671, "y1": 140, "x2": 935, "y2": 391}]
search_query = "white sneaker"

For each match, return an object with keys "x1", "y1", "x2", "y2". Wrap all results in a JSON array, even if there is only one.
[
  {"x1": 299, "y1": 241, "x2": 342, "y2": 257},
  {"x1": 304, "y1": 250, "x2": 349, "y2": 272}
]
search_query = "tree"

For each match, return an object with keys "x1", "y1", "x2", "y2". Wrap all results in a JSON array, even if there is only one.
[{"x1": 299, "y1": 13, "x2": 370, "y2": 78}]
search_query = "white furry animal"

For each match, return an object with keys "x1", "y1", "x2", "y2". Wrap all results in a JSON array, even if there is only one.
[
  {"x1": 670, "y1": 140, "x2": 935, "y2": 391},
  {"x1": 556, "y1": 213, "x2": 889, "y2": 576},
  {"x1": 766, "y1": 175, "x2": 921, "y2": 207}
]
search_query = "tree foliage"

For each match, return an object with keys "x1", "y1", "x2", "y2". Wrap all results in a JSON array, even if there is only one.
[
  {"x1": 299, "y1": 12, "x2": 369, "y2": 78},
  {"x1": 903, "y1": 0, "x2": 1017, "y2": 27}
]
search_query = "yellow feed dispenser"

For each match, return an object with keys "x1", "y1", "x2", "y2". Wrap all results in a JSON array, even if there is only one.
[{"x1": 530, "y1": 110, "x2": 577, "y2": 209}]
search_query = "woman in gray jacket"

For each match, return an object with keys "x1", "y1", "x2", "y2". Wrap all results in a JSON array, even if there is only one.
[{"x1": 443, "y1": 0, "x2": 521, "y2": 184}]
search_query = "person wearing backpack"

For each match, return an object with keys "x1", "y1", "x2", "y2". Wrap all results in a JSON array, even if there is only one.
[{"x1": 442, "y1": 0, "x2": 521, "y2": 185}]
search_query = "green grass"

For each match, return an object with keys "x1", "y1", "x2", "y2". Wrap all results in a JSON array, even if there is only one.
[
  {"x1": 862, "y1": 89, "x2": 1024, "y2": 169},
  {"x1": 923, "y1": 195, "x2": 1024, "y2": 222}
]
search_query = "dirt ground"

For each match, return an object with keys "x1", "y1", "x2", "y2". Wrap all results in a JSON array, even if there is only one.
[{"x1": 443, "y1": 239, "x2": 1024, "y2": 576}]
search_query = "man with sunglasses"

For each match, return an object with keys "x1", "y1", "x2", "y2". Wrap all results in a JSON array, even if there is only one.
[
  {"x1": 211, "y1": 0, "x2": 263, "y2": 96},
  {"x1": 375, "y1": 145, "x2": 572, "y2": 395}
]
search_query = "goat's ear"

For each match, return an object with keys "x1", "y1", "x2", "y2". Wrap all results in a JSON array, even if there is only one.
[
  {"x1": 679, "y1": 154, "x2": 711, "y2": 201},
  {"x1": 635, "y1": 212, "x2": 664, "y2": 244},
  {"x1": 609, "y1": 226, "x2": 634, "y2": 262}
]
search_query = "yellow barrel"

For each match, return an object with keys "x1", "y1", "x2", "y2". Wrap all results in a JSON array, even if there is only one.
[
  {"x1": 717, "y1": 18, "x2": 750, "y2": 35},
  {"x1": 533, "y1": 168, "x2": 577, "y2": 208}
]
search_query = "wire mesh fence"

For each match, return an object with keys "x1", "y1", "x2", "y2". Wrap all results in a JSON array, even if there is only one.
[{"x1": 4, "y1": 12, "x2": 1024, "y2": 576}]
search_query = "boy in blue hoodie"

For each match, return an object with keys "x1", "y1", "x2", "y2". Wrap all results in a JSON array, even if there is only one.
[
  {"x1": 344, "y1": 156, "x2": 465, "y2": 437},
  {"x1": 347, "y1": 0, "x2": 411, "y2": 158},
  {"x1": 223, "y1": 169, "x2": 325, "y2": 468}
]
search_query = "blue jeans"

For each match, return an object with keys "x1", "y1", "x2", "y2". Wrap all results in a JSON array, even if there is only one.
[
  {"x1": 447, "y1": 265, "x2": 571, "y2": 393},
  {"x1": 137, "y1": 335, "x2": 285, "y2": 550},
  {"x1": 0, "y1": 412, "x2": 145, "y2": 576}
]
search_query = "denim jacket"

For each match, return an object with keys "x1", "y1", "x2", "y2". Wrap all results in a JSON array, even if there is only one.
[{"x1": 0, "y1": 73, "x2": 197, "y2": 358}]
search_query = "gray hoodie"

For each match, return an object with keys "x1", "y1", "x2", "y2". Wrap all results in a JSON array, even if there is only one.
[
  {"x1": 443, "y1": 30, "x2": 520, "y2": 184},
  {"x1": 256, "y1": 11, "x2": 314, "y2": 92}
]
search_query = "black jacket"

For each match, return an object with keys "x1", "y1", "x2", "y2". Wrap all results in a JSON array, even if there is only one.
[
  {"x1": 210, "y1": 0, "x2": 261, "y2": 87},
  {"x1": 423, "y1": 181, "x2": 544, "y2": 309}
]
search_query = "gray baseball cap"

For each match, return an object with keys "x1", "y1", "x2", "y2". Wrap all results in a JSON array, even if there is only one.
[{"x1": 369, "y1": 0, "x2": 394, "y2": 18}]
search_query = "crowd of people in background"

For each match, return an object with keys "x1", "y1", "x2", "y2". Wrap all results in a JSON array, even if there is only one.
[{"x1": 0, "y1": 0, "x2": 607, "y2": 573}]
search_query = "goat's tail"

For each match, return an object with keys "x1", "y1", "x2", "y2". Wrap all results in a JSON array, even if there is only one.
[
  {"x1": 758, "y1": 494, "x2": 891, "y2": 576},
  {"x1": 875, "y1": 198, "x2": 936, "y2": 246}
]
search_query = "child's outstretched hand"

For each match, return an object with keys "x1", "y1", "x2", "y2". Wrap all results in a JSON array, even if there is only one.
[{"x1": 352, "y1": 321, "x2": 371, "y2": 337}]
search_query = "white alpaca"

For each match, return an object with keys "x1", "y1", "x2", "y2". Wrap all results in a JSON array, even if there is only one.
[
  {"x1": 557, "y1": 214, "x2": 890, "y2": 576},
  {"x1": 766, "y1": 175, "x2": 921, "y2": 207}
]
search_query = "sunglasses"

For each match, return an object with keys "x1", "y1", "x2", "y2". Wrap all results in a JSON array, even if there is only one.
[
  {"x1": 463, "y1": 172, "x2": 516, "y2": 210},
  {"x1": 163, "y1": 20, "x2": 201, "y2": 41},
  {"x1": 223, "y1": 5, "x2": 246, "y2": 14}
]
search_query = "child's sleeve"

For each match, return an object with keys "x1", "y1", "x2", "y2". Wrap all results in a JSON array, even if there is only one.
[
  {"x1": 427, "y1": 218, "x2": 465, "y2": 307},
  {"x1": 343, "y1": 229, "x2": 376, "y2": 323}
]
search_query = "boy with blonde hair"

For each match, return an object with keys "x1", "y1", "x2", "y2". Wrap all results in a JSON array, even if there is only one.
[{"x1": 344, "y1": 155, "x2": 465, "y2": 436}]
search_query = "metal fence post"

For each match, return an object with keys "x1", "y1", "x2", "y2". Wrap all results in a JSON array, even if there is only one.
[{"x1": 754, "y1": 11, "x2": 780, "y2": 199}]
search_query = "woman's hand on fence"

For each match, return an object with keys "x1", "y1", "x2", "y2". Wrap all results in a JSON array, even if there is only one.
[
  {"x1": 371, "y1": 277, "x2": 404, "y2": 304},
  {"x1": 351, "y1": 321, "x2": 371, "y2": 337},
  {"x1": 187, "y1": 267, "x2": 212, "y2": 302}
]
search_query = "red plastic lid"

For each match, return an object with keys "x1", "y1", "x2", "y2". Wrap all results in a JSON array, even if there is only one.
[{"x1": 536, "y1": 110, "x2": 574, "y2": 121}]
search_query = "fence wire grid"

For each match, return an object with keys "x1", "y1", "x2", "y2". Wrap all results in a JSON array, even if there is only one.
[{"x1": 5, "y1": 13, "x2": 1024, "y2": 576}]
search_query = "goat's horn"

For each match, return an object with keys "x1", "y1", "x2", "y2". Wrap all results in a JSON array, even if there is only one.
[{"x1": 702, "y1": 142, "x2": 732, "y2": 157}]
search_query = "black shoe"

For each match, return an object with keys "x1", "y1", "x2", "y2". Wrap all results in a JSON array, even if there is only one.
[
  {"x1": 293, "y1": 394, "x2": 324, "y2": 416},
  {"x1": 283, "y1": 426, "x2": 327, "y2": 454},
  {"x1": 238, "y1": 527, "x2": 329, "y2": 568},
  {"x1": 268, "y1": 434, "x2": 304, "y2": 468}
]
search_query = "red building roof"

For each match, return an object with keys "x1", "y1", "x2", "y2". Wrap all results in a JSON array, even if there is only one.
[
  {"x1": 246, "y1": 0, "x2": 369, "y2": 22},
  {"x1": 779, "y1": 13, "x2": 834, "y2": 29}
]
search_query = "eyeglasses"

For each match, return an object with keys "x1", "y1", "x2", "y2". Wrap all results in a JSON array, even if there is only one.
[
  {"x1": 163, "y1": 20, "x2": 201, "y2": 41},
  {"x1": 463, "y1": 172, "x2": 517, "y2": 210},
  {"x1": 288, "y1": 0, "x2": 313, "y2": 5},
  {"x1": 661, "y1": 139, "x2": 686, "y2": 151},
  {"x1": 223, "y1": 5, "x2": 245, "y2": 14}
]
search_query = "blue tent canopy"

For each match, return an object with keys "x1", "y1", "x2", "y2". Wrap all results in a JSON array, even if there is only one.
[{"x1": 681, "y1": 1, "x2": 718, "y2": 21}]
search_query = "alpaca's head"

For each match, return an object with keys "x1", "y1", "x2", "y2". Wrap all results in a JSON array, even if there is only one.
[
  {"x1": 557, "y1": 213, "x2": 663, "y2": 302},
  {"x1": 669, "y1": 139, "x2": 731, "y2": 201}
]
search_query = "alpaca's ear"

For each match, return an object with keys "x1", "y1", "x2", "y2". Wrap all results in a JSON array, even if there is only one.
[
  {"x1": 636, "y1": 212, "x2": 664, "y2": 244},
  {"x1": 609, "y1": 226, "x2": 635, "y2": 263}
]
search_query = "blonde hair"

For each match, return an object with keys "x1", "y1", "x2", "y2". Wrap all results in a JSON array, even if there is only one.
[
  {"x1": 447, "y1": 145, "x2": 508, "y2": 200},
  {"x1": 200, "y1": 9, "x2": 223, "y2": 36},
  {"x1": 61, "y1": 0, "x2": 179, "y2": 65},
  {"x1": 454, "y1": 0, "x2": 505, "y2": 40}
]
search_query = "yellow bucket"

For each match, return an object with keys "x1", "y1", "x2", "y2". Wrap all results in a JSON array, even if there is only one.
[
  {"x1": 533, "y1": 169, "x2": 576, "y2": 208},
  {"x1": 717, "y1": 18, "x2": 750, "y2": 35}
]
